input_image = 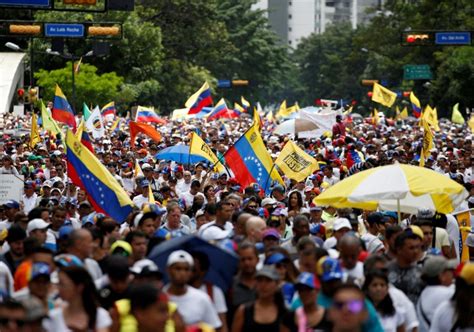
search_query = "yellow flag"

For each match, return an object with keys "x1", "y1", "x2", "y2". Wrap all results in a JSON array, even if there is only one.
[
  {"x1": 468, "y1": 114, "x2": 474, "y2": 133},
  {"x1": 134, "y1": 160, "x2": 144, "y2": 178},
  {"x1": 400, "y1": 107, "x2": 408, "y2": 119},
  {"x1": 451, "y1": 103, "x2": 465, "y2": 124},
  {"x1": 253, "y1": 108, "x2": 262, "y2": 129},
  {"x1": 454, "y1": 210, "x2": 472, "y2": 262},
  {"x1": 148, "y1": 185, "x2": 155, "y2": 204},
  {"x1": 40, "y1": 101, "x2": 62, "y2": 135},
  {"x1": 276, "y1": 100, "x2": 287, "y2": 118},
  {"x1": 372, "y1": 109, "x2": 380, "y2": 125},
  {"x1": 30, "y1": 113, "x2": 41, "y2": 148},
  {"x1": 372, "y1": 83, "x2": 397, "y2": 107},
  {"x1": 422, "y1": 105, "x2": 440, "y2": 131},
  {"x1": 275, "y1": 140, "x2": 318, "y2": 182},
  {"x1": 343, "y1": 106, "x2": 353, "y2": 116},
  {"x1": 419, "y1": 118, "x2": 433, "y2": 167},
  {"x1": 189, "y1": 132, "x2": 226, "y2": 173},
  {"x1": 266, "y1": 110, "x2": 274, "y2": 122},
  {"x1": 234, "y1": 103, "x2": 245, "y2": 113}
]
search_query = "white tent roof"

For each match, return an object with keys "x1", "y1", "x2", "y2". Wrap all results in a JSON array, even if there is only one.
[{"x1": 0, "y1": 52, "x2": 26, "y2": 114}]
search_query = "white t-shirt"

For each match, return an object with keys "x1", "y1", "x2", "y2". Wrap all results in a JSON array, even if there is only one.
[
  {"x1": 132, "y1": 194, "x2": 148, "y2": 209},
  {"x1": 430, "y1": 300, "x2": 473, "y2": 332},
  {"x1": 378, "y1": 307, "x2": 405, "y2": 332},
  {"x1": 417, "y1": 285, "x2": 455, "y2": 332},
  {"x1": 164, "y1": 285, "x2": 221, "y2": 328},
  {"x1": 43, "y1": 306, "x2": 112, "y2": 332},
  {"x1": 343, "y1": 261, "x2": 364, "y2": 286},
  {"x1": 389, "y1": 285, "x2": 419, "y2": 331},
  {"x1": 199, "y1": 283, "x2": 228, "y2": 314}
]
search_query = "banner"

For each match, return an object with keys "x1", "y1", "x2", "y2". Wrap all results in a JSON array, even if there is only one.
[{"x1": 275, "y1": 140, "x2": 318, "y2": 182}]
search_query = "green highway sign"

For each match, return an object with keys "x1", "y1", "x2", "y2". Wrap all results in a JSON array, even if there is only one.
[{"x1": 403, "y1": 64, "x2": 433, "y2": 80}]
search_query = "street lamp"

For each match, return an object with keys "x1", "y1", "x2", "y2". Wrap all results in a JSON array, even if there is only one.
[{"x1": 46, "y1": 49, "x2": 94, "y2": 112}]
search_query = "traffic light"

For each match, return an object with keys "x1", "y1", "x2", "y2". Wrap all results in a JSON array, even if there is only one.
[
  {"x1": 9, "y1": 24, "x2": 42, "y2": 36},
  {"x1": 232, "y1": 80, "x2": 249, "y2": 87},
  {"x1": 17, "y1": 88, "x2": 25, "y2": 103},
  {"x1": 367, "y1": 91, "x2": 373, "y2": 98},
  {"x1": 402, "y1": 91, "x2": 411, "y2": 98},
  {"x1": 87, "y1": 25, "x2": 122, "y2": 39},
  {"x1": 401, "y1": 32, "x2": 434, "y2": 46}
]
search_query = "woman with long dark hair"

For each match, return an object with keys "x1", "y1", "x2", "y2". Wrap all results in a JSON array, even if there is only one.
[
  {"x1": 287, "y1": 191, "x2": 304, "y2": 220},
  {"x1": 363, "y1": 270, "x2": 405, "y2": 332},
  {"x1": 43, "y1": 265, "x2": 111, "y2": 332},
  {"x1": 430, "y1": 263, "x2": 474, "y2": 331},
  {"x1": 231, "y1": 266, "x2": 287, "y2": 332}
]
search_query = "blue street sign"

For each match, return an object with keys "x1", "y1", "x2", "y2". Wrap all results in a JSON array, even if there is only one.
[
  {"x1": 217, "y1": 79, "x2": 232, "y2": 88},
  {"x1": 0, "y1": 0, "x2": 50, "y2": 7},
  {"x1": 435, "y1": 32, "x2": 471, "y2": 45},
  {"x1": 45, "y1": 24, "x2": 85, "y2": 38}
]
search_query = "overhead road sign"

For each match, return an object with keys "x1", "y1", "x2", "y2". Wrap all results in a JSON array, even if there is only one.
[
  {"x1": 403, "y1": 64, "x2": 433, "y2": 80},
  {"x1": 45, "y1": 23, "x2": 84, "y2": 38},
  {"x1": 0, "y1": 0, "x2": 50, "y2": 8},
  {"x1": 435, "y1": 32, "x2": 471, "y2": 45}
]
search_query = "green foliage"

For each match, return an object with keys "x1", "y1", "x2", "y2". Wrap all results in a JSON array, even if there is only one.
[{"x1": 34, "y1": 62, "x2": 123, "y2": 110}]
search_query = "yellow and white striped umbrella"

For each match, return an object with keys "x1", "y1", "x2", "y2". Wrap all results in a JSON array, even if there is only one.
[{"x1": 315, "y1": 164, "x2": 468, "y2": 214}]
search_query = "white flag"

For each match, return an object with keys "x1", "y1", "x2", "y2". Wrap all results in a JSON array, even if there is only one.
[
  {"x1": 85, "y1": 106, "x2": 105, "y2": 139},
  {"x1": 298, "y1": 110, "x2": 338, "y2": 138}
]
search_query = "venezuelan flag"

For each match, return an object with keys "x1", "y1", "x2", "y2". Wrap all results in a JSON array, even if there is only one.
[
  {"x1": 186, "y1": 82, "x2": 213, "y2": 115},
  {"x1": 410, "y1": 92, "x2": 422, "y2": 118},
  {"x1": 66, "y1": 130, "x2": 133, "y2": 223},
  {"x1": 207, "y1": 99, "x2": 238, "y2": 121},
  {"x1": 52, "y1": 85, "x2": 76, "y2": 130},
  {"x1": 101, "y1": 102, "x2": 116, "y2": 118},
  {"x1": 224, "y1": 123, "x2": 283, "y2": 194},
  {"x1": 241, "y1": 96, "x2": 250, "y2": 111},
  {"x1": 135, "y1": 106, "x2": 166, "y2": 124}
]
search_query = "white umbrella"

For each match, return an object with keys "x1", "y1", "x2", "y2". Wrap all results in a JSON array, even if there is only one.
[{"x1": 273, "y1": 119, "x2": 319, "y2": 135}]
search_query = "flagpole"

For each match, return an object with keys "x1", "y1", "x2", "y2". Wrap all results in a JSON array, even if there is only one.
[{"x1": 220, "y1": 122, "x2": 255, "y2": 177}]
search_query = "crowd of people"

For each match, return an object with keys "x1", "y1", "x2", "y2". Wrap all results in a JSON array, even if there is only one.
[{"x1": 0, "y1": 108, "x2": 473, "y2": 332}]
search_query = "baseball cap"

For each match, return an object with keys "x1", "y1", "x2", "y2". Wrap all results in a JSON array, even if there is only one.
[
  {"x1": 333, "y1": 218, "x2": 352, "y2": 231},
  {"x1": 408, "y1": 225, "x2": 424, "y2": 240},
  {"x1": 422, "y1": 256, "x2": 457, "y2": 278},
  {"x1": 140, "y1": 179, "x2": 150, "y2": 188},
  {"x1": 3, "y1": 200, "x2": 19, "y2": 209},
  {"x1": 317, "y1": 257, "x2": 343, "y2": 282},
  {"x1": 54, "y1": 254, "x2": 84, "y2": 268},
  {"x1": 264, "y1": 252, "x2": 288, "y2": 265},
  {"x1": 296, "y1": 272, "x2": 321, "y2": 290},
  {"x1": 167, "y1": 250, "x2": 194, "y2": 267},
  {"x1": 130, "y1": 259, "x2": 162, "y2": 278},
  {"x1": 42, "y1": 180, "x2": 53, "y2": 188},
  {"x1": 27, "y1": 218, "x2": 50, "y2": 235},
  {"x1": 262, "y1": 228, "x2": 280, "y2": 240},
  {"x1": 24, "y1": 180, "x2": 36, "y2": 189},
  {"x1": 195, "y1": 209, "x2": 205, "y2": 218},
  {"x1": 200, "y1": 226, "x2": 231, "y2": 242},
  {"x1": 142, "y1": 163, "x2": 153, "y2": 170},
  {"x1": 272, "y1": 208, "x2": 288, "y2": 217},
  {"x1": 29, "y1": 262, "x2": 51, "y2": 281},
  {"x1": 58, "y1": 225, "x2": 74, "y2": 240},
  {"x1": 271, "y1": 184, "x2": 285, "y2": 194},
  {"x1": 110, "y1": 240, "x2": 133, "y2": 257},
  {"x1": 309, "y1": 204, "x2": 322, "y2": 212},
  {"x1": 261, "y1": 197, "x2": 277, "y2": 206},
  {"x1": 255, "y1": 265, "x2": 280, "y2": 281},
  {"x1": 137, "y1": 148, "x2": 148, "y2": 155}
]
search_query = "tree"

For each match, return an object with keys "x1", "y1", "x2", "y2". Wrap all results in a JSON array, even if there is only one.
[{"x1": 35, "y1": 63, "x2": 123, "y2": 110}]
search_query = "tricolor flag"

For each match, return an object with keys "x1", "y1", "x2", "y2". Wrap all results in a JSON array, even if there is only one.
[
  {"x1": 66, "y1": 130, "x2": 133, "y2": 223},
  {"x1": 233, "y1": 103, "x2": 245, "y2": 114},
  {"x1": 75, "y1": 120, "x2": 94, "y2": 153},
  {"x1": 185, "y1": 82, "x2": 213, "y2": 115},
  {"x1": 410, "y1": 92, "x2": 422, "y2": 118},
  {"x1": 135, "y1": 106, "x2": 166, "y2": 124},
  {"x1": 101, "y1": 102, "x2": 116, "y2": 121},
  {"x1": 207, "y1": 99, "x2": 239, "y2": 121},
  {"x1": 52, "y1": 85, "x2": 76, "y2": 130},
  {"x1": 224, "y1": 123, "x2": 283, "y2": 194},
  {"x1": 241, "y1": 96, "x2": 250, "y2": 111}
]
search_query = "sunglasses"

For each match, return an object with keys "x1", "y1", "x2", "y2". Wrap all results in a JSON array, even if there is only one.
[
  {"x1": 247, "y1": 205, "x2": 258, "y2": 209},
  {"x1": 0, "y1": 318, "x2": 25, "y2": 327},
  {"x1": 333, "y1": 299, "x2": 365, "y2": 314}
]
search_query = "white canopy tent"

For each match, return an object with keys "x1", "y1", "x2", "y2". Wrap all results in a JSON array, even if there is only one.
[{"x1": 0, "y1": 52, "x2": 26, "y2": 114}]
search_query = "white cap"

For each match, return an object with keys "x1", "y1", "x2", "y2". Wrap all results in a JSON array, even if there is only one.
[
  {"x1": 333, "y1": 218, "x2": 352, "y2": 231},
  {"x1": 201, "y1": 226, "x2": 231, "y2": 242},
  {"x1": 130, "y1": 259, "x2": 160, "y2": 274},
  {"x1": 27, "y1": 218, "x2": 50, "y2": 235},
  {"x1": 141, "y1": 163, "x2": 152, "y2": 170},
  {"x1": 261, "y1": 197, "x2": 277, "y2": 206},
  {"x1": 167, "y1": 250, "x2": 194, "y2": 267}
]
